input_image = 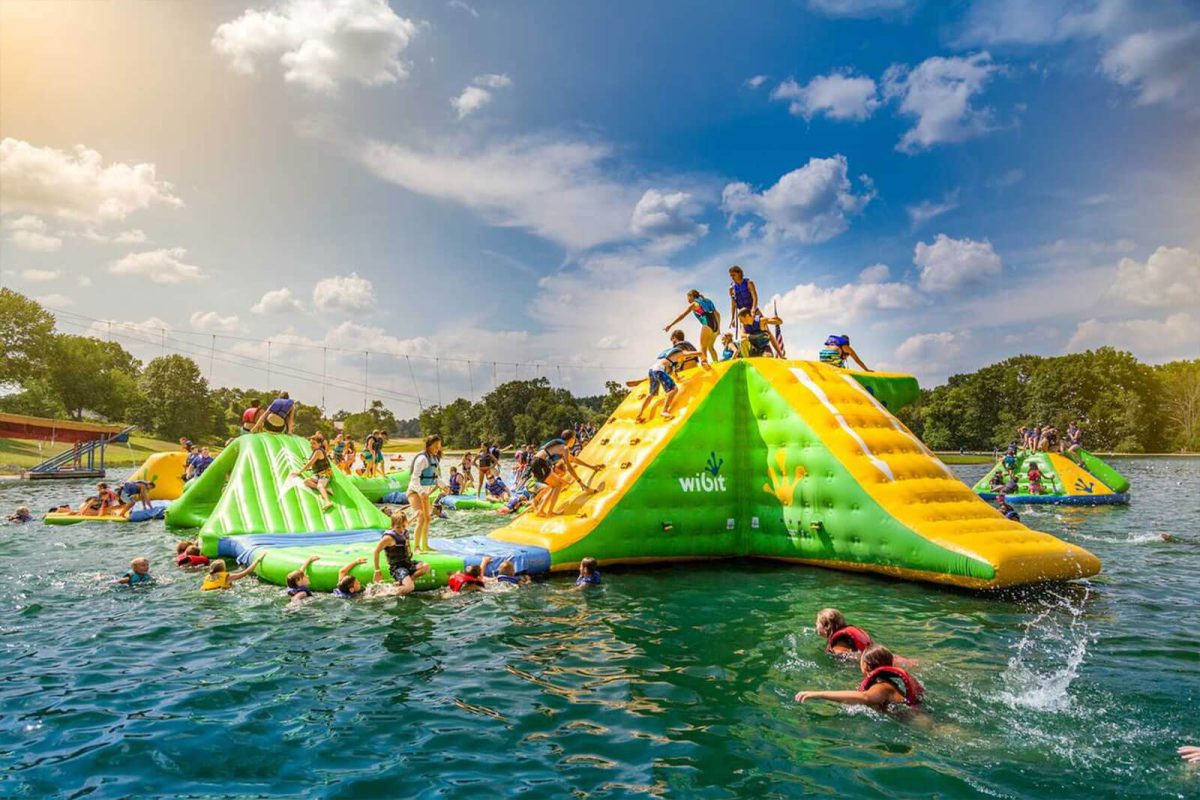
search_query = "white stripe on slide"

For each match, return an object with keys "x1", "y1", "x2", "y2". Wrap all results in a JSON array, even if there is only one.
[
  {"x1": 790, "y1": 367, "x2": 894, "y2": 481},
  {"x1": 839, "y1": 373, "x2": 956, "y2": 479}
]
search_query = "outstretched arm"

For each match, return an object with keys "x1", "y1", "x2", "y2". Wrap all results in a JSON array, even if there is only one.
[
  {"x1": 794, "y1": 684, "x2": 894, "y2": 707},
  {"x1": 339, "y1": 557, "x2": 367, "y2": 582},
  {"x1": 231, "y1": 553, "x2": 267, "y2": 581},
  {"x1": 664, "y1": 307, "x2": 690, "y2": 331},
  {"x1": 846, "y1": 345, "x2": 870, "y2": 371}
]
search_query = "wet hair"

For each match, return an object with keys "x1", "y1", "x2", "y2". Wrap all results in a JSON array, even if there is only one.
[
  {"x1": 729, "y1": 265, "x2": 744, "y2": 277},
  {"x1": 186, "y1": 545, "x2": 200, "y2": 555},
  {"x1": 861, "y1": 644, "x2": 894, "y2": 672},
  {"x1": 670, "y1": 329, "x2": 685, "y2": 342},
  {"x1": 465, "y1": 564, "x2": 482, "y2": 578},
  {"x1": 130, "y1": 557, "x2": 149, "y2": 570},
  {"x1": 498, "y1": 561, "x2": 516, "y2": 577},
  {"x1": 816, "y1": 608, "x2": 847, "y2": 636},
  {"x1": 286, "y1": 569, "x2": 306, "y2": 588},
  {"x1": 177, "y1": 540, "x2": 193, "y2": 554},
  {"x1": 210, "y1": 561, "x2": 227, "y2": 574},
  {"x1": 390, "y1": 510, "x2": 408, "y2": 529},
  {"x1": 580, "y1": 557, "x2": 598, "y2": 575},
  {"x1": 337, "y1": 575, "x2": 358, "y2": 594},
  {"x1": 424, "y1": 434, "x2": 441, "y2": 451}
]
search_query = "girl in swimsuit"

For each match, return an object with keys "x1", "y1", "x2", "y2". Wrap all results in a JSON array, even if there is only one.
[
  {"x1": 665, "y1": 289, "x2": 722, "y2": 366},
  {"x1": 293, "y1": 434, "x2": 335, "y2": 510}
]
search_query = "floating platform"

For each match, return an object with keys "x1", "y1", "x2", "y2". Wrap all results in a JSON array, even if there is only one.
[{"x1": 973, "y1": 449, "x2": 1130, "y2": 505}]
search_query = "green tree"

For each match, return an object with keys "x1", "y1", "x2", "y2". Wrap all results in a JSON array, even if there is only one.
[
  {"x1": 0, "y1": 377, "x2": 67, "y2": 418},
  {"x1": 0, "y1": 288, "x2": 55, "y2": 389},
  {"x1": 131, "y1": 355, "x2": 213, "y2": 440},
  {"x1": 1155, "y1": 359, "x2": 1200, "y2": 452},
  {"x1": 45, "y1": 335, "x2": 142, "y2": 420}
]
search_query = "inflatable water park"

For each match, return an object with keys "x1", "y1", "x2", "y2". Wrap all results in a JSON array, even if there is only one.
[
  {"x1": 973, "y1": 448, "x2": 1131, "y2": 505},
  {"x1": 152, "y1": 359, "x2": 1101, "y2": 591}
]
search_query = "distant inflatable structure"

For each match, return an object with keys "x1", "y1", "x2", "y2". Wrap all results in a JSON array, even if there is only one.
[{"x1": 973, "y1": 449, "x2": 1130, "y2": 505}]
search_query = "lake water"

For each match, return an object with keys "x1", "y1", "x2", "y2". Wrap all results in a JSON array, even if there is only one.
[{"x1": 1, "y1": 458, "x2": 1198, "y2": 798}]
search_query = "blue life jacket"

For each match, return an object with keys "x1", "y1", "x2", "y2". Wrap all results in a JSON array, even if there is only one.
[
  {"x1": 497, "y1": 574, "x2": 521, "y2": 585},
  {"x1": 731, "y1": 279, "x2": 753, "y2": 311},
  {"x1": 267, "y1": 397, "x2": 294, "y2": 417},
  {"x1": 123, "y1": 570, "x2": 153, "y2": 585},
  {"x1": 287, "y1": 586, "x2": 313, "y2": 598},
  {"x1": 576, "y1": 571, "x2": 602, "y2": 585},
  {"x1": 692, "y1": 296, "x2": 718, "y2": 328},
  {"x1": 418, "y1": 453, "x2": 440, "y2": 486}
]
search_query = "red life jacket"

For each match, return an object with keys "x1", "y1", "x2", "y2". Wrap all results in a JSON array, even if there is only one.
[
  {"x1": 826, "y1": 625, "x2": 872, "y2": 653},
  {"x1": 859, "y1": 666, "x2": 923, "y2": 708},
  {"x1": 447, "y1": 572, "x2": 484, "y2": 592}
]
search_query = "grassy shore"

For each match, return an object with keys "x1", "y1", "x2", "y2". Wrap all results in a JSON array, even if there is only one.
[{"x1": 0, "y1": 434, "x2": 182, "y2": 475}]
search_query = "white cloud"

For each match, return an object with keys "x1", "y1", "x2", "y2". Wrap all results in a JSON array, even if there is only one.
[
  {"x1": 771, "y1": 72, "x2": 880, "y2": 121},
  {"x1": 20, "y1": 268, "x2": 61, "y2": 282},
  {"x1": 595, "y1": 335, "x2": 627, "y2": 350},
  {"x1": 360, "y1": 136, "x2": 641, "y2": 250},
  {"x1": 451, "y1": 74, "x2": 513, "y2": 119},
  {"x1": 4, "y1": 214, "x2": 48, "y2": 232},
  {"x1": 452, "y1": 86, "x2": 493, "y2": 119},
  {"x1": 1067, "y1": 312, "x2": 1200, "y2": 359},
  {"x1": 770, "y1": 276, "x2": 921, "y2": 323},
  {"x1": 35, "y1": 293, "x2": 74, "y2": 308},
  {"x1": 746, "y1": 75, "x2": 768, "y2": 89},
  {"x1": 629, "y1": 189, "x2": 708, "y2": 252},
  {"x1": 85, "y1": 316, "x2": 173, "y2": 340},
  {"x1": 806, "y1": 0, "x2": 913, "y2": 18},
  {"x1": 859, "y1": 263, "x2": 890, "y2": 282},
  {"x1": 189, "y1": 310, "x2": 241, "y2": 333},
  {"x1": 313, "y1": 272, "x2": 375, "y2": 312},
  {"x1": 906, "y1": 192, "x2": 959, "y2": 229},
  {"x1": 109, "y1": 247, "x2": 204, "y2": 284},
  {"x1": 721, "y1": 155, "x2": 874, "y2": 243},
  {"x1": 1100, "y1": 24, "x2": 1200, "y2": 111},
  {"x1": 448, "y1": 0, "x2": 479, "y2": 18},
  {"x1": 895, "y1": 330, "x2": 970, "y2": 362},
  {"x1": 474, "y1": 73, "x2": 512, "y2": 89},
  {"x1": 988, "y1": 168, "x2": 1025, "y2": 189},
  {"x1": 9, "y1": 230, "x2": 63, "y2": 252},
  {"x1": 81, "y1": 227, "x2": 149, "y2": 244},
  {"x1": 212, "y1": 0, "x2": 419, "y2": 94},
  {"x1": 0, "y1": 138, "x2": 182, "y2": 222},
  {"x1": 913, "y1": 233, "x2": 1003, "y2": 292},
  {"x1": 883, "y1": 53, "x2": 1002, "y2": 153},
  {"x1": 1109, "y1": 245, "x2": 1200, "y2": 308},
  {"x1": 251, "y1": 287, "x2": 305, "y2": 314}
]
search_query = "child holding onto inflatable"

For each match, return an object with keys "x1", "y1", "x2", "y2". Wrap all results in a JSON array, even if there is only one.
[
  {"x1": 96, "y1": 482, "x2": 120, "y2": 513},
  {"x1": 574, "y1": 557, "x2": 602, "y2": 589},
  {"x1": 292, "y1": 435, "x2": 335, "y2": 511},
  {"x1": 252, "y1": 391, "x2": 296, "y2": 434},
  {"x1": 484, "y1": 473, "x2": 510, "y2": 503},
  {"x1": 486, "y1": 559, "x2": 530, "y2": 589},
  {"x1": 1027, "y1": 462, "x2": 1044, "y2": 495},
  {"x1": 334, "y1": 558, "x2": 369, "y2": 598},
  {"x1": 446, "y1": 557, "x2": 489, "y2": 594},
  {"x1": 634, "y1": 331, "x2": 709, "y2": 423},
  {"x1": 996, "y1": 494, "x2": 1020, "y2": 521},
  {"x1": 176, "y1": 541, "x2": 210, "y2": 569},
  {"x1": 285, "y1": 555, "x2": 320, "y2": 604},
  {"x1": 818, "y1": 335, "x2": 871, "y2": 371},
  {"x1": 529, "y1": 431, "x2": 603, "y2": 517},
  {"x1": 373, "y1": 511, "x2": 432, "y2": 596},
  {"x1": 118, "y1": 480, "x2": 156, "y2": 516},
  {"x1": 737, "y1": 309, "x2": 784, "y2": 358},
  {"x1": 115, "y1": 557, "x2": 154, "y2": 586},
  {"x1": 201, "y1": 554, "x2": 266, "y2": 591},
  {"x1": 795, "y1": 644, "x2": 923, "y2": 714}
]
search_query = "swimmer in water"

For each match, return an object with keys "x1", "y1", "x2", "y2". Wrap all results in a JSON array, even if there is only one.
[
  {"x1": 794, "y1": 644, "x2": 923, "y2": 714},
  {"x1": 285, "y1": 555, "x2": 320, "y2": 605}
]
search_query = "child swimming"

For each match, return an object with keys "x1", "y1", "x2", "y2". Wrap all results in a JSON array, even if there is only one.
[
  {"x1": 996, "y1": 494, "x2": 1020, "y2": 521},
  {"x1": 201, "y1": 554, "x2": 266, "y2": 591},
  {"x1": 285, "y1": 555, "x2": 320, "y2": 604},
  {"x1": 447, "y1": 560, "x2": 488, "y2": 594},
  {"x1": 175, "y1": 541, "x2": 210, "y2": 568},
  {"x1": 574, "y1": 556, "x2": 601, "y2": 588},
  {"x1": 815, "y1": 608, "x2": 873, "y2": 656},
  {"x1": 794, "y1": 644, "x2": 923, "y2": 713},
  {"x1": 333, "y1": 557, "x2": 369, "y2": 598},
  {"x1": 7, "y1": 506, "x2": 32, "y2": 523},
  {"x1": 115, "y1": 557, "x2": 154, "y2": 586},
  {"x1": 372, "y1": 511, "x2": 432, "y2": 596}
]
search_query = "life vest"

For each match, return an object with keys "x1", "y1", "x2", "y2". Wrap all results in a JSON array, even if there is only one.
[
  {"x1": 287, "y1": 586, "x2": 314, "y2": 598},
  {"x1": 310, "y1": 448, "x2": 332, "y2": 477},
  {"x1": 731, "y1": 279, "x2": 753, "y2": 311},
  {"x1": 818, "y1": 347, "x2": 845, "y2": 367},
  {"x1": 859, "y1": 666, "x2": 923, "y2": 708},
  {"x1": 538, "y1": 438, "x2": 567, "y2": 463},
  {"x1": 826, "y1": 625, "x2": 872, "y2": 653},
  {"x1": 267, "y1": 397, "x2": 294, "y2": 416},
  {"x1": 496, "y1": 574, "x2": 521, "y2": 585},
  {"x1": 418, "y1": 453, "x2": 440, "y2": 486},
  {"x1": 176, "y1": 553, "x2": 210, "y2": 567},
  {"x1": 202, "y1": 572, "x2": 233, "y2": 591},
  {"x1": 692, "y1": 296, "x2": 718, "y2": 329},
  {"x1": 448, "y1": 571, "x2": 484, "y2": 592}
]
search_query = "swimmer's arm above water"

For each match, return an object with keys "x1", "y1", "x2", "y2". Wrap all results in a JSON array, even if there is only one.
[
  {"x1": 339, "y1": 557, "x2": 367, "y2": 582},
  {"x1": 794, "y1": 684, "x2": 898, "y2": 709},
  {"x1": 230, "y1": 553, "x2": 266, "y2": 582}
]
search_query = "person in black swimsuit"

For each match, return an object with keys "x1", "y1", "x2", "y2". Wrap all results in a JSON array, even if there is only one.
[{"x1": 372, "y1": 511, "x2": 431, "y2": 596}]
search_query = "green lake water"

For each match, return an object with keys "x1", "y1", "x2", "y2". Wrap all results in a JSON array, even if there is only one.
[{"x1": 1, "y1": 458, "x2": 1198, "y2": 798}]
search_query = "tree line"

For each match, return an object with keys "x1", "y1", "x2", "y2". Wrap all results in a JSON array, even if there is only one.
[{"x1": 895, "y1": 347, "x2": 1200, "y2": 453}]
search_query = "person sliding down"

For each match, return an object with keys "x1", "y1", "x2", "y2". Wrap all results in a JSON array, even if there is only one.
[
  {"x1": 252, "y1": 391, "x2": 296, "y2": 434},
  {"x1": 795, "y1": 644, "x2": 923, "y2": 715},
  {"x1": 292, "y1": 434, "x2": 335, "y2": 511},
  {"x1": 664, "y1": 289, "x2": 722, "y2": 366},
  {"x1": 737, "y1": 310, "x2": 784, "y2": 358},
  {"x1": 819, "y1": 335, "x2": 871, "y2": 371},
  {"x1": 529, "y1": 431, "x2": 603, "y2": 517}
]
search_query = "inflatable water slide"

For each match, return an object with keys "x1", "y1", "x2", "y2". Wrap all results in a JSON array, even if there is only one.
[
  {"x1": 973, "y1": 449, "x2": 1130, "y2": 505},
  {"x1": 165, "y1": 360, "x2": 1100, "y2": 591}
]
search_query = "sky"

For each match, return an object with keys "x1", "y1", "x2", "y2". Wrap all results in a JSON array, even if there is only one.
[{"x1": 1, "y1": 0, "x2": 1198, "y2": 418}]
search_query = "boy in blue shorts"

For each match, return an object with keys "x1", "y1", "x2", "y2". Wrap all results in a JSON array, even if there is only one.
[
  {"x1": 118, "y1": 480, "x2": 156, "y2": 515},
  {"x1": 635, "y1": 331, "x2": 706, "y2": 422}
]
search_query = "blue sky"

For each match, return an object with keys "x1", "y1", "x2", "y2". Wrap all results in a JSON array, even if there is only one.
[{"x1": 1, "y1": 0, "x2": 1197, "y2": 417}]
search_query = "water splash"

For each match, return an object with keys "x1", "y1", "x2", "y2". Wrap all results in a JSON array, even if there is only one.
[{"x1": 997, "y1": 586, "x2": 1093, "y2": 712}]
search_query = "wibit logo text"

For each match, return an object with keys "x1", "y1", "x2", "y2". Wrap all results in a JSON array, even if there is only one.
[{"x1": 679, "y1": 452, "x2": 728, "y2": 493}]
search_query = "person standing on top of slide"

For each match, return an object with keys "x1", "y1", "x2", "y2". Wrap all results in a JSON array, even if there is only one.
[
  {"x1": 664, "y1": 289, "x2": 722, "y2": 366},
  {"x1": 240, "y1": 398, "x2": 262, "y2": 435},
  {"x1": 407, "y1": 435, "x2": 448, "y2": 553},
  {"x1": 728, "y1": 265, "x2": 760, "y2": 337},
  {"x1": 252, "y1": 391, "x2": 296, "y2": 434}
]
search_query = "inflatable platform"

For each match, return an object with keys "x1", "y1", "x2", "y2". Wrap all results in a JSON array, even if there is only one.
[
  {"x1": 164, "y1": 361, "x2": 1100, "y2": 591},
  {"x1": 43, "y1": 500, "x2": 170, "y2": 525},
  {"x1": 127, "y1": 451, "x2": 190, "y2": 501},
  {"x1": 973, "y1": 449, "x2": 1129, "y2": 505}
]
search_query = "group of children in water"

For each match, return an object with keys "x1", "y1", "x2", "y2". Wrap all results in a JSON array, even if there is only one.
[{"x1": 636, "y1": 265, "x2": 871, "y2": 421}]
